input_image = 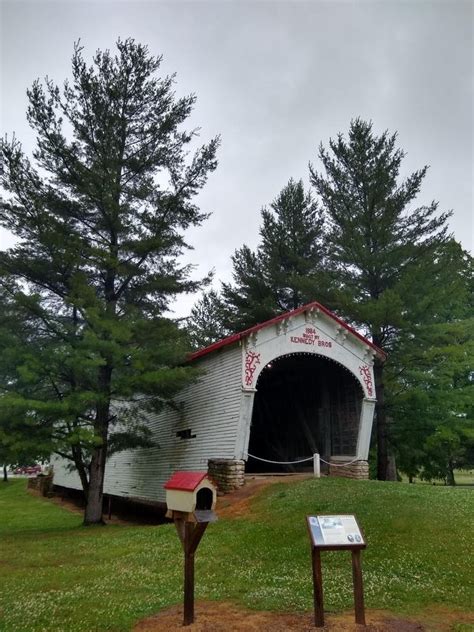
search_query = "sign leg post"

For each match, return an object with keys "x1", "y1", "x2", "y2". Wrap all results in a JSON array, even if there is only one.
[
  {"x1": 311, "y1": 548, "x2": 325, "y2": 627},
  {"x1": 351, "y1": 550, "x2": 366, "y2": 625},
  {"x1": 183, "y1": 522, "x2": 195, "y2": 626}
]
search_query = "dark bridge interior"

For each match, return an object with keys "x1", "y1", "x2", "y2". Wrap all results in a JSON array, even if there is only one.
[{"x1": 246, "y1": 353, "x2": 363, "y2": 473}]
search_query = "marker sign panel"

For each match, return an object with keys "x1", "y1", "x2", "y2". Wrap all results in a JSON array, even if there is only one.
[{"x1": 307, "y1": 515, "x2": 365, "y2": 548}]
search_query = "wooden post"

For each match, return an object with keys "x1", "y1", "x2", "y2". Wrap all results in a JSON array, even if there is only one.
[
  {"x1": 351, "y1": 550, "x2": 366, "y2": 625},
  {"x1": 311, "y1": 549, "x2": 325, "y2": 627},
  {"x1": 183, "y1": 522, "x2": 195, "y2": 626},
  {"x1": 173, "y1": 519, "x2": 209, "y2": 627},
  {"x1": 107, "y1": 495, "x2": 112, "y2": 520},
  {"x1": 313, "y1": 453, "x2": 321, "y2": 478},
  {"x1": 307, "y1": 515, "x2": 366, "y2": 628},
  {"x1": 174, "y1": 517, "x2": 186, "y2": 550}
]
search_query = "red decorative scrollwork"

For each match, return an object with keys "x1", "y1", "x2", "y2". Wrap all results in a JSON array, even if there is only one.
[
  {"x1": 245, "y1": 351, "x2": 261, "y2": 387},
  {"x1": 359, "y1": 365, "x2": 374, "y2": 397}
]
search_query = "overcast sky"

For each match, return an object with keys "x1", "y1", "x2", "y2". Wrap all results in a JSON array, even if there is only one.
[{"x1": 1, "y1": 0, "x2": 473, "y2": 317}]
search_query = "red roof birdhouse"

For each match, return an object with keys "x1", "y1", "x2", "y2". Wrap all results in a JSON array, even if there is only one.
[{"x1": 164, "y1": 471, "x2": 217, "y2": 522}]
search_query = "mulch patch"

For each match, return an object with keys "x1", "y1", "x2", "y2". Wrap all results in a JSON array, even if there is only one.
[{"x1": 133, "y1": 601, "x2": 431, "y2": 631}]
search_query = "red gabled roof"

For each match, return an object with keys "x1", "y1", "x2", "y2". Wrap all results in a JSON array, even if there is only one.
[
  {"x1": 188, "y1": 301, "x2": 386, "y2": 362},
  {"x1": 164, "y1": 471, "x2": 209, "y2": 491}
]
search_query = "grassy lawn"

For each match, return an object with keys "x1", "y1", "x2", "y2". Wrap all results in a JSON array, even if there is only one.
[
  {"x1": 401, "y1": 470, "x2": 474, "y2": 486},
  {"x1": 451, "y1": 470, "x2": 474, "y2": 486},
  {"x1": 0, "y1": 477, "x2": 473, "y2": 631}
]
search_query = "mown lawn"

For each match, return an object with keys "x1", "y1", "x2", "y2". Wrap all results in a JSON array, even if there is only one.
[
  {"x1": 447, "y1": 470, "x2": 474, "y2": 486},
  {"x1": 401, "y1": 469, "x2": 474, "y2": 486},
  {"x1": 0, "y1": 477, "x2": 473, "y2": 631}
]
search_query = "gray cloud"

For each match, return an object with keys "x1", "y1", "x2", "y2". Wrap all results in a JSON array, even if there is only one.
[{"x1": 1, "y1": 0, "x2": 472, "y2": 316}]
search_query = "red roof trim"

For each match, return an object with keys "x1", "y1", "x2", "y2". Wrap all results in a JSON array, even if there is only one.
[
  {"x1": 188, "y1": 301, "x2": 386, "y2": 362},
  {"x1": 164, "y1": 471, "x2": 208, "y2": 491}
]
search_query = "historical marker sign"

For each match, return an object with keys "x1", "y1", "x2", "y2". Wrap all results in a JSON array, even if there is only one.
[
  {"x1": 307, "y1": 514, "x2": 365, "y2": 548},
  {"x1": 306, "y1": 514, "x2": 367, "y2": 627}
]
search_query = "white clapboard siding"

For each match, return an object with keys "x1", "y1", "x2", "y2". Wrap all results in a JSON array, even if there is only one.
[{"x1": 52, "y1": 343, "x2": 243, "y2": 504}]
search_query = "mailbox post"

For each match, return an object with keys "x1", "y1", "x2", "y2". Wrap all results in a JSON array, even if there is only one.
[{"x1": 164, "y1": 471, "x2": 217, "y2": 626}]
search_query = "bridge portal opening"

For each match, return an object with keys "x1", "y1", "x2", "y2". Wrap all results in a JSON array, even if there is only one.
[{"x1": 246, "y1": 353, "x2": 363, "y2": 473}]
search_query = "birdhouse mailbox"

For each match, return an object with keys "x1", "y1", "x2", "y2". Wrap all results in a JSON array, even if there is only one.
[
  {"x1": 164, "y1": 470, "x2": 217, "y2": 523},
  {"x1": 164, "y1": 471, "x2": 218, "y2": 626}
]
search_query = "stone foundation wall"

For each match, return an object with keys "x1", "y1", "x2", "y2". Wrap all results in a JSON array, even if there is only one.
[
  {"x1": 27, "y1": 473, "x2": 54, "y2": 496},
  {"x1": 208, "y1": 459, "x2": 245, "y2": 494},
  {"x1": 329, "y1": 460, "x2": 369, "y2": 480}
]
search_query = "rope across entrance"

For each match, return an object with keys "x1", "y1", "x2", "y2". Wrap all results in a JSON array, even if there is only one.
[
  {"x1": 245, "y1": 453, "x2": 361, "y2": 468},
  {"x1": 245, "y1": 453, "x2": 314, "y2": 465}
]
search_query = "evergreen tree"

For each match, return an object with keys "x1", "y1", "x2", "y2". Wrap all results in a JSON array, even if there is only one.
[
  {"x1": 310, "y1": 118, "x2": 452, "y2": 480},
  {"x1": 221, "y1": 178, "x2": 327, "y2": 331},
  {"x1": 0, "y1": 288, "x2": 52, "y2": 482},
  {"x1": 186, "y1": 289, "x2": 230, "y2": 350},
  {"x1": 391, "y1": 316, "x2": 474, "y2": 485},
  {"x1": 389, "y1": 246, "x2": 473, "y2": 484},
  {"x1": 0, "y1": 40, "x2": 219, "y2": 524},
  {"x1": 221, "y1": 244, "x2": 276, "y2": 332}
]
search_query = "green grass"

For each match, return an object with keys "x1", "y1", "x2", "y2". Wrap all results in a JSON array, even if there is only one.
[
  {"x1": 452, "y1": 470, "x2": 474, "y2": 486},
  {"x1": 0, "y1": 477, "x2": 473, "y2": 631},
  {"x1": 401, "y1": 469, "x2": 474, "y2": 486}
]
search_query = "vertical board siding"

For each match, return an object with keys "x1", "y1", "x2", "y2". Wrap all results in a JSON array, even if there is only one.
[{"x1": 52, "y1": 344, "x2": 243, "y2": 504}]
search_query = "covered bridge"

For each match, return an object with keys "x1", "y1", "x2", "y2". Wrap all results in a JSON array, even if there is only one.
[{"x1": 52, "y1": 301, "x2": 385, "y2": 503}]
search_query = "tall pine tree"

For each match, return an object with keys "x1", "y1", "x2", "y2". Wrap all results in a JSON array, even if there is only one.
[
  {"x1": 310, "y1": 118, "x2": 452, "y2": 480},
  {"x1": 388, "y1": 242, "x2": 474, "y2": 484},
  {"x1": 186, "y1": 289, "x2": 230, "y2": 350},
  {"x1": 220, "y1": 178, "x2": 327, "y2": 331},
  {"x1": 0, "y1": 40, "x2": 219, "y2": 524}
]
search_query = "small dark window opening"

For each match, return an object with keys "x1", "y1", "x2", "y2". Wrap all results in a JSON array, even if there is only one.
[
  {"x1": 196, "y1": 488, "x2": 213, "y2": 511},
  {"x1": 176, "y1": 428, "x2": 196, "y2": 440}
]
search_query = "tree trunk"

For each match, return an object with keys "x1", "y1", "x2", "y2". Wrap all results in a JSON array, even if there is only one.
[
  {"x1": 446, "y1": 460, "x2": 456, "y2": 486},
  {"x1": 83, "y1": 366, "x2": 112, "y2": 526},
  {"x1": 83, "y1": 443, "x2": 107, "y2": 525},
  {"x1": 373, "y1": 360, "x2": 389, "y2": 480},
  {"x1": 386, "y1": 454, "x2": 398, "y2": 482},
  {"x1": 3, "y1": 464, "x2": 8, "y2": 483},
  {"x1": 83, "y1": 232, "x2": 116, "y2": 525},
  {"x1": 72, "y1": 444, "x2": 90, "y2": 501}
]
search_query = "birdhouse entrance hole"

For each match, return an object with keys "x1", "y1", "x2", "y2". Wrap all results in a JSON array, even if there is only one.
[{"x1": 196, "y1": 487, "x2": 213, "y2": 511}]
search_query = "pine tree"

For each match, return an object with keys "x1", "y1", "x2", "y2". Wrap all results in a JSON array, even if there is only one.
[
  {"x1": 392, "y1": 315, "x2": 474, "y2": 485},
  {"x1": 186, "y1": 289, "x2": 230, "y2": 350},
  {"x1": 388, "y1": 245, "x2": 473, "y2": 484},
  {"x1": 221, "y1": 178, "x2": 327, "y2": 331},
  {"x1": 0, "y1": 40, "x2": 219, "y2": 524},
  {"x1": 0, "y1": 288, "x2": 52, "y2": 482},
  {"x1": 310, "y1": 118, "x2": 452, "y2": 480}
]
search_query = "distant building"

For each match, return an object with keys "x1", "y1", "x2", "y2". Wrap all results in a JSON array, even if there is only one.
[{"x1": 52, "y1": 301, "x2": 384, "y2": 504}]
